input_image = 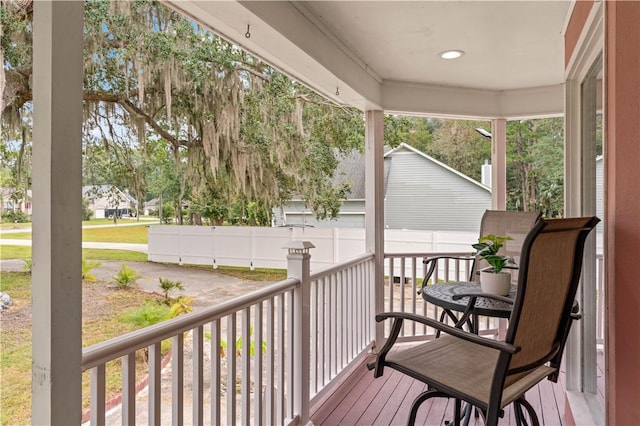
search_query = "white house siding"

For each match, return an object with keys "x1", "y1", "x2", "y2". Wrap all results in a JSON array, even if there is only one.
[
  {"x1": 273, "y1": 144, "x2": 489, "y2": 231},
  {"x1": 384, "y1": 146, "x2": 491, "y2": 232},
  {"x1": 274, "y1": 200, "x2": 365, "y2": 228}
]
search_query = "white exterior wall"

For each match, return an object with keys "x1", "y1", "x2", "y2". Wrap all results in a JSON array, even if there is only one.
[{"x1": 384, "y1": 147, "x2": 491, "y2": 232}]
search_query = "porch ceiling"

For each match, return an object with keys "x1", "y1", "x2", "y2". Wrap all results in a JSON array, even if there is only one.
[{"x1": 167, "y1": 1, "x2": 573, "y2": 119}]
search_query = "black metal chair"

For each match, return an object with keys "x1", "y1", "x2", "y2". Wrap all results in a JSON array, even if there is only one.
[
  {"x1": 419, "y1": 210, "x2": 540, "y2": 333},
  {"x1": 371, "y1": 216, "x2": 599, "y2": 426}
]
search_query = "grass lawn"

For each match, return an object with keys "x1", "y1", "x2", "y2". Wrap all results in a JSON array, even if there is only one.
[
  {"x1": 0, "y1": 271, "x2": 164, "y2": 425},
  {"x1": 0, "y1": 218, "x2": 154, "y2": 230},
  {"x1": 0, "y1": 222, "x2": 31, "y2": 230},
  {"x1": 207, "y1": 265, "x2": 286, "y2": 281},
  {"x1": 2, "y1": 224, "x2": 148, "y2": 244},
  {"x1": 0, "y1": 245, "x2": 147, "y2": 262}
]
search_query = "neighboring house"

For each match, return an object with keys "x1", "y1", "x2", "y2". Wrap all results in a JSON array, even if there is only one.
[
  {"x1": 0, "y1": 187, "x2": 32, "y2": 216},
  {"x1": 82, "y1": 185, "x2": 137, "y2": 218},
  {"x1": 274, "y1": 143, "x2": 491, "y2": 232},
  {"x1": 272, "y1": 149, "x2": 376, "y2": 228},
  {"x1": 143, "y1": 197, "x2": 160, "y2": 216},
  {"x1": 384, "y1": 144, "x2": 491, "y2": 232}
]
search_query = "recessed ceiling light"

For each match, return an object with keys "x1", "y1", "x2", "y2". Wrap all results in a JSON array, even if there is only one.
[{"x1": 439, "y1": 50, "x2": 465, "y2": 60}]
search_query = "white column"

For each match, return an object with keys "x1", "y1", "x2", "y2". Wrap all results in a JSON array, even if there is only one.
[
  {"x1": 31, "y1": 2, "x2": 84, "y2": 424},
  {"x1": 364, "y1": 110, "x2": 385, "y2": 345},
  {"x1": 286, "y1": 242, "x2": 313, "y2": 426},
  {"x1": 491, "y1": 118, "x2": 507, "y2": 210}
]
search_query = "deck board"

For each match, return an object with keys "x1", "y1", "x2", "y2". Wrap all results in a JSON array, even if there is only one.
[
  {"x1": 311, "y1": 361, "x2": 373, "y2": 425},
  {"x1": 310, "y1": 350, "x2": 569, "y2": 426}
]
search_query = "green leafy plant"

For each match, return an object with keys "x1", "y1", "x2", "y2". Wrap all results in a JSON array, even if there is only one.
[
  {"x1": 472, "y1": 234, "x2": 514, "y2": 273},
  {"x1": 158, "y1": 277, "x2": 184, "y2": 304},
  {"x1": 122, "y1": 301, "x2": 171, "y2": 327},
  {"x1": 205, "y1": 326, "x2": 267, "y2": 358},
  {"x1": 82, "y1": 258, "x2": 102, "y2": 282},
  {"x1": 112, "y1": 264, "x2": 139, "y2": 289},
  {"x1": 169, "y1": 296, "x2": 194, "y2": 318},
  {"x1": 21, "y1": 258, "x2": 32, "y2": 273}
]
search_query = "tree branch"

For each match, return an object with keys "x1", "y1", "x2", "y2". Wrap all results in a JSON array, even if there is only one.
[
  {"x1": 121, "y1": 99, "x2": 192, "y2": 148},
  {"x1": 233, "y1": 66, "x2": 269, "y2": 82}
]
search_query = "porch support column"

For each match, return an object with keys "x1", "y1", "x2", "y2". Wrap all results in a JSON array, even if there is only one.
[
  {"x1": 365, "y1": 110, "x2": 385, "y2": 345},
  {"x1": 31, "y1": 2, "x2": 84, "y2": 424},
  {"x1": 491, "y1": 118, "x2": 507, "y2": 210}
]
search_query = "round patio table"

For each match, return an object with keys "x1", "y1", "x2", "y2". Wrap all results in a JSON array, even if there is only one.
[{"x1": 421, "y1": 281, "x2": 516, "y2": 320}]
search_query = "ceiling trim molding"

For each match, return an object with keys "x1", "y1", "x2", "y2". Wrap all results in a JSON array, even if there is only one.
[
  {"x1": 564, "y1": 1, "x2": 604, "y2": 81},
  {"x1": 381, "y1": 81, "x2": 563, "y2": 119}
]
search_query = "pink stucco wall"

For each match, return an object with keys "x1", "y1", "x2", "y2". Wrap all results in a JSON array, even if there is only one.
[{"x1": 605, "y1": 2, "x2": 640, "y2": 425}]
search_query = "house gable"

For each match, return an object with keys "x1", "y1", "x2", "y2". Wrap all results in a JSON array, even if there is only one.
[{"x1": 384, "y1": 143, "x2": 491, "y2": 232}]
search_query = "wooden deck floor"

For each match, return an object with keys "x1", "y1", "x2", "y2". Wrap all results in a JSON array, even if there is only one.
[{"x1": 310, "y1": 347, "x2": 570, "y2": 426}]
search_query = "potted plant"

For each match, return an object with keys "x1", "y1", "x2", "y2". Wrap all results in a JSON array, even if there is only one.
[{"x1": 472, "y1": 234, "x2": 514, "y2": 296}]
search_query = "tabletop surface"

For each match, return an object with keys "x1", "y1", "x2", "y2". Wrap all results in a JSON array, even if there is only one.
[{"x1": 421, "y1": 281, "x2": 515, "y2": 318}]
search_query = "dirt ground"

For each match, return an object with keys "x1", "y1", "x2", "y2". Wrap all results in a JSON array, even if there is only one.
[{"x1": 1, "y1": 260, "x2": 274, "y2": 318}]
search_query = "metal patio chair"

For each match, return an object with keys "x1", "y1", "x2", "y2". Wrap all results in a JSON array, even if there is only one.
[
  {"x1": 419, "y1": 210, "x2": 541, "y2": 331},
  {"x1": 420, "y1": 209, "x2": 541, "y2": 290},
  {"x1": 371, "y1": 216, "x2": 600, "y2": 426}
]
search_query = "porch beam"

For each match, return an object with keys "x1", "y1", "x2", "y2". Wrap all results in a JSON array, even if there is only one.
[
  {"x1": 491, "y1": 119, "x2": 507, "y2": 210},
  {"x1": 364, "y1": 110, "x2": 385, "y2": 345},
  {"x1": 31, "y1": 1, "x2": 84, "y2": 424}
]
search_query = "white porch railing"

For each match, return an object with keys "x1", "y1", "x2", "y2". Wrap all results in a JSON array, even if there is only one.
[
  {"x1": 81, "y1": 249, "x2": 604, "y2": 424},
  {"x1": 81, "y1": 250, "x2": 375, "y2": 425},
  {"x1": 383, "y1": 252, "x2": 501, "y2": 340},
  {"x1": 384, "y1": 252, "x2": 606, "y2": 344}
]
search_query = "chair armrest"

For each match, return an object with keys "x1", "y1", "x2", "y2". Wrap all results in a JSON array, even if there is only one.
[
  {"x1": 475, "y1": 263, "x2": 518, "y2": 276},
  {"x1": 375, "y1": 312, "x2": 520, "y2": 354},
  {"x1": 420, "y1": 255, "x2": 475, "y2": 293},
  {"x1": 452, "y1": 292, "x2": 514, "y2": 305}
]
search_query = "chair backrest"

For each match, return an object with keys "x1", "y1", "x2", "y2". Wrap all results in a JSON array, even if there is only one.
[
  {"x1": 470, "y1": 210, "x2": 541, "y2": 282},
  {"x1": 503, "y1": 217, "x2": 599, "y2": 379}
]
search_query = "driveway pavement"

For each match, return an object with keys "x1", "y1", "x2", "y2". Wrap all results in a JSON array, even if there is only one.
[
  {"x1": 0, "y1": 259, "x2": 272, "y2": 308},
  {"x1": 93, "y1": 260, "x2": 271, "y2": 306}
]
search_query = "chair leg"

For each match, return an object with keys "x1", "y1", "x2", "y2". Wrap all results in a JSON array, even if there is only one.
[
  {"x1": 454, "y1": 398, "x2": 462, "y2": 426},
  {"x1": 407, "y1": 390, "x2": 447, "y2": 426},
  {"x1": 436, "y1": 310, "x2": 448, "y2": 338},
  {"x1": 514, "y1": 397, "x2": 540, "y2": 426}
]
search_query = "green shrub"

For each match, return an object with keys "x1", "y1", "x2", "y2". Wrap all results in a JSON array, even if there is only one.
[
  {"x1": 22, "y1": 258, "x2": 32, "y2": 273},
  {"x1": 169, "y1": 296, "x2": 194, "y2": 318},
  {"x1": 82, "y1": 197, "x2": 93, "y2": 221},
  {"x1": 112, "y1": 264, "x2": 139, "y2": 289},
  {"x1": 205, "y1": 325, "x2": 267, "y2": 358},
  {"x1": 121, "y1": 302, "x2": 171, "y2": 327},
  {"x1": 1, "y1": 211, "x2": 30, "y2": 223},
  {"x1": 158, "y1": 277, "x2": 184, "y2": 304},
  {"x1": 82, "y1": 258, "x2": 102, "y2": 282}
]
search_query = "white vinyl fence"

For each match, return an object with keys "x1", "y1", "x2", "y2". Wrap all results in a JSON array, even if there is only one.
[{"x1": 148, "y1": 225, "x2": 477, "y2": 271}]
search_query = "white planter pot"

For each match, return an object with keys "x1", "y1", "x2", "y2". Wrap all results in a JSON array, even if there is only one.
[{"x1": 479, "y1": 271, "x2": 512, "y2": 296}]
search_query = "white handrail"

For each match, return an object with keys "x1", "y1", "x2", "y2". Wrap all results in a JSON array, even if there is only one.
[
  {"x1": 82, "y1": 278, "x2": 298, "y2": 370},
  {"x1": 310, "y1": 252, "x2": 374, "y2": 281}
]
